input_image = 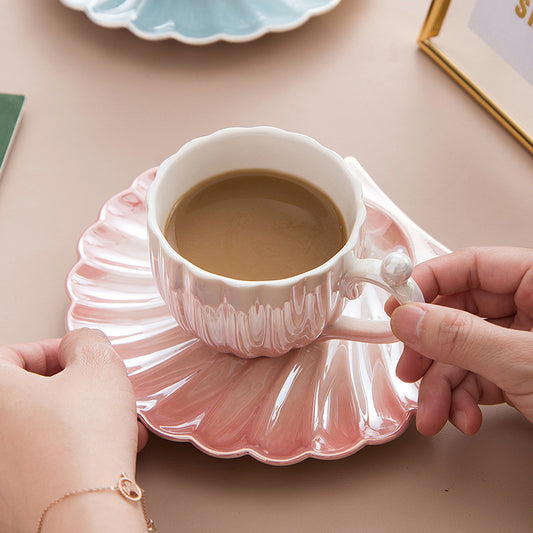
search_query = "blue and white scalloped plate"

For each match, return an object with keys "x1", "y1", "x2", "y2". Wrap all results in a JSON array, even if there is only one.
[{"x1": 59, "y1": 0, "x2": 342, "y2": 44}]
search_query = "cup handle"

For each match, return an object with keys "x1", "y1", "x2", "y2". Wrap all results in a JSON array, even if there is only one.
[{"x1": 321, "y1": 252, "x2": 424, "y2": 344}]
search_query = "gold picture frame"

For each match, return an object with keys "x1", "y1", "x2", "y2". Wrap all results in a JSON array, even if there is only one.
[{"x1": 418, "y1": 0, "x2": 533, "y2": 155}]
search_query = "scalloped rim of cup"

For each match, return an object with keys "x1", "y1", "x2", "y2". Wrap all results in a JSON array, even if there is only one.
[{"x1": 147, "y1": 126, "x2": 365, "y2": 288}]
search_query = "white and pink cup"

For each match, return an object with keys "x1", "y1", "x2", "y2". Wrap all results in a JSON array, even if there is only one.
[{"x1": 147, "y1": 127, "x2": 424, "y2": 358}]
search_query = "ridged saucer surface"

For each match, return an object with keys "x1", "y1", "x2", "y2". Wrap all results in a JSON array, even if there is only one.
[{"x1": 66, "y1": 163, "x2": 448, "y2": 465}]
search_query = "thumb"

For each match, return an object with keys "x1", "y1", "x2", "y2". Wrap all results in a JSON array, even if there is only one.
[
  {"x1": 391, "y1": 303, "x2": 533, "y2": 392},
  {"x1": 58, "y1": 328, "x2": 127, "y2": 377}
]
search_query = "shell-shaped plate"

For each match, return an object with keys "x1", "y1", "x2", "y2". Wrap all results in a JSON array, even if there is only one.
[
  {"x1": 59, "y1": 0, "x2": 342, "y2": 44},
  {"x1": 66, "y1": 161, "x2": 449, "y2": 465}
]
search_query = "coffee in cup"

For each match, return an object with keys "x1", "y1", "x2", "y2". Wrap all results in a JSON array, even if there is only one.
[{"x1": 163, "y1": 169, "x2": 347, "y2": 281}]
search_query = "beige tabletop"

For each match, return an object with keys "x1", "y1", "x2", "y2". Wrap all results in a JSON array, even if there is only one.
[{"x1": 2, "y1": 1, "x2": 533, "y2": 532}]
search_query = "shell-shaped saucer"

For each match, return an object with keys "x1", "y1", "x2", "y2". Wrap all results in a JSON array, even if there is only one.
[
  {"x1": 59, "y1": 0, "x2": 342, "y2": 44},
  {"x1": 66, "y1": 160, "x2": 448, "y2": 465}
]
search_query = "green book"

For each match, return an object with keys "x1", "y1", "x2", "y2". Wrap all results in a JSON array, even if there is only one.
[{"x1": 0, "y1": 93, "x2": 25, "y2": 177}]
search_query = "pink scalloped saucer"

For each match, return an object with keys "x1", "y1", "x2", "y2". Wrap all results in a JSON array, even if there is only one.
[{"x1": 66, "y1": 159, "x2": 449, "y2": 465}]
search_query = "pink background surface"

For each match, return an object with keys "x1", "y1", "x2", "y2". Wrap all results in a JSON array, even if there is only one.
[{"x1": 1, "y1": 1, "x2": 533, "y2": 531}]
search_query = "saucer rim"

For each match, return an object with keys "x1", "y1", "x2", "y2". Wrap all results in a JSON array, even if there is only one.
[
  {"x1": 137, "y1": 408, "x2": 417, "y2": 465},
  {"x1": 59, "y1": 0, "x2": 342, "y2": 44}
]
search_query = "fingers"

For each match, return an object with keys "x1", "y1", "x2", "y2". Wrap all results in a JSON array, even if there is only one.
[
  {"x1": 432, "y1": 290, "x2": 518, "y2": 321},
  {"x1": 448, "y1": 385, "x2": 483, "y2": 436},
  {"x1": 415, "y1": 362, "x2": 465, "y2": 436},
  {"x1": 58, "y1": 328, "x2": 127, "y2": 377},
  {"x1": 416, "y1": 363, "x2": 505, "y2": 436},
  {"x1": 413, "y1": 247, "x2": 533, "y2": 300},
  {"x1": 391, "y1": 303, "x2": 533, "y2": 393},
  {"x1": 386, "y1": 247, "x2": 533, "y2": 317},
  {"x1": 0, "y1": 329, "x2": 126, "y2": 378},
  {"x1": 0, "y1": 338, "x2": 62, "y2": 374},
  {"x1": 396, "y1": 345, "x2": 432, "y2": 382}
]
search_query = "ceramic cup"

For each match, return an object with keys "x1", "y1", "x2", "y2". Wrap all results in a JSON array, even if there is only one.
[{"x1": 147, "y1": 127, "x2": 424, "y2": 358}]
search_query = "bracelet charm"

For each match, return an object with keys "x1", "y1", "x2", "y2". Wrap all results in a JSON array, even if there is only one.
[{"x1": 37, "y1": 473, "x2": 155, "y2": 532}]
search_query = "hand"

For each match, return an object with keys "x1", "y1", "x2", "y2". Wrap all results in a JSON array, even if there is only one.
[
  {"x1": 0, "y1": 329, "x2": 149, "y2": 533},
  {"x1": 386, "y1": 247, "x2": 533, "y2": 436}
]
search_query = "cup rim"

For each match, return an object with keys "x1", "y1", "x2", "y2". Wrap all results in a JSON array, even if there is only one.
[{"x1": 147, "y1": 126, "x2": 366, "y2": 287}]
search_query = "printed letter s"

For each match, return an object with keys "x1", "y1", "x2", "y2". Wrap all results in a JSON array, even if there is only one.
[{"x1": 516, "y1": 0, "x2": 530, "y2": 18}]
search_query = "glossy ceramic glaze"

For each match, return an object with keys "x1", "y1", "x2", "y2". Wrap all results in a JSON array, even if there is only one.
[
  {"x1": 148, "y1": 127, "x2": 423, "y2": 358},
  {"x1": 66, "y1": 162, "x2": 449, "y2": 465},
  {"x1": 59, "y1": 0, "x2": 342, "y2": 44}
]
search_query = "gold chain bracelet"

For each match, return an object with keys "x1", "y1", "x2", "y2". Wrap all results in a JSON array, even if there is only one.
[{"x1": 37, "y1": 473, "x2": 155, "y2": 532}]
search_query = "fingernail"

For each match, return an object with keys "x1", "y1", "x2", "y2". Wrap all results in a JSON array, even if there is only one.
[
  {"x1": 391, "y1": 304, "x2": 426, "y2": 345},
  {"x1": 415, "y1": 399, "x2": 425, "y2": 432},
  {"x1": 451, "y1": 410, "x2": 468, "y2": 434},
  {"x1": 417, "y1": 399, "x2": 425, "y2": 419}
]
